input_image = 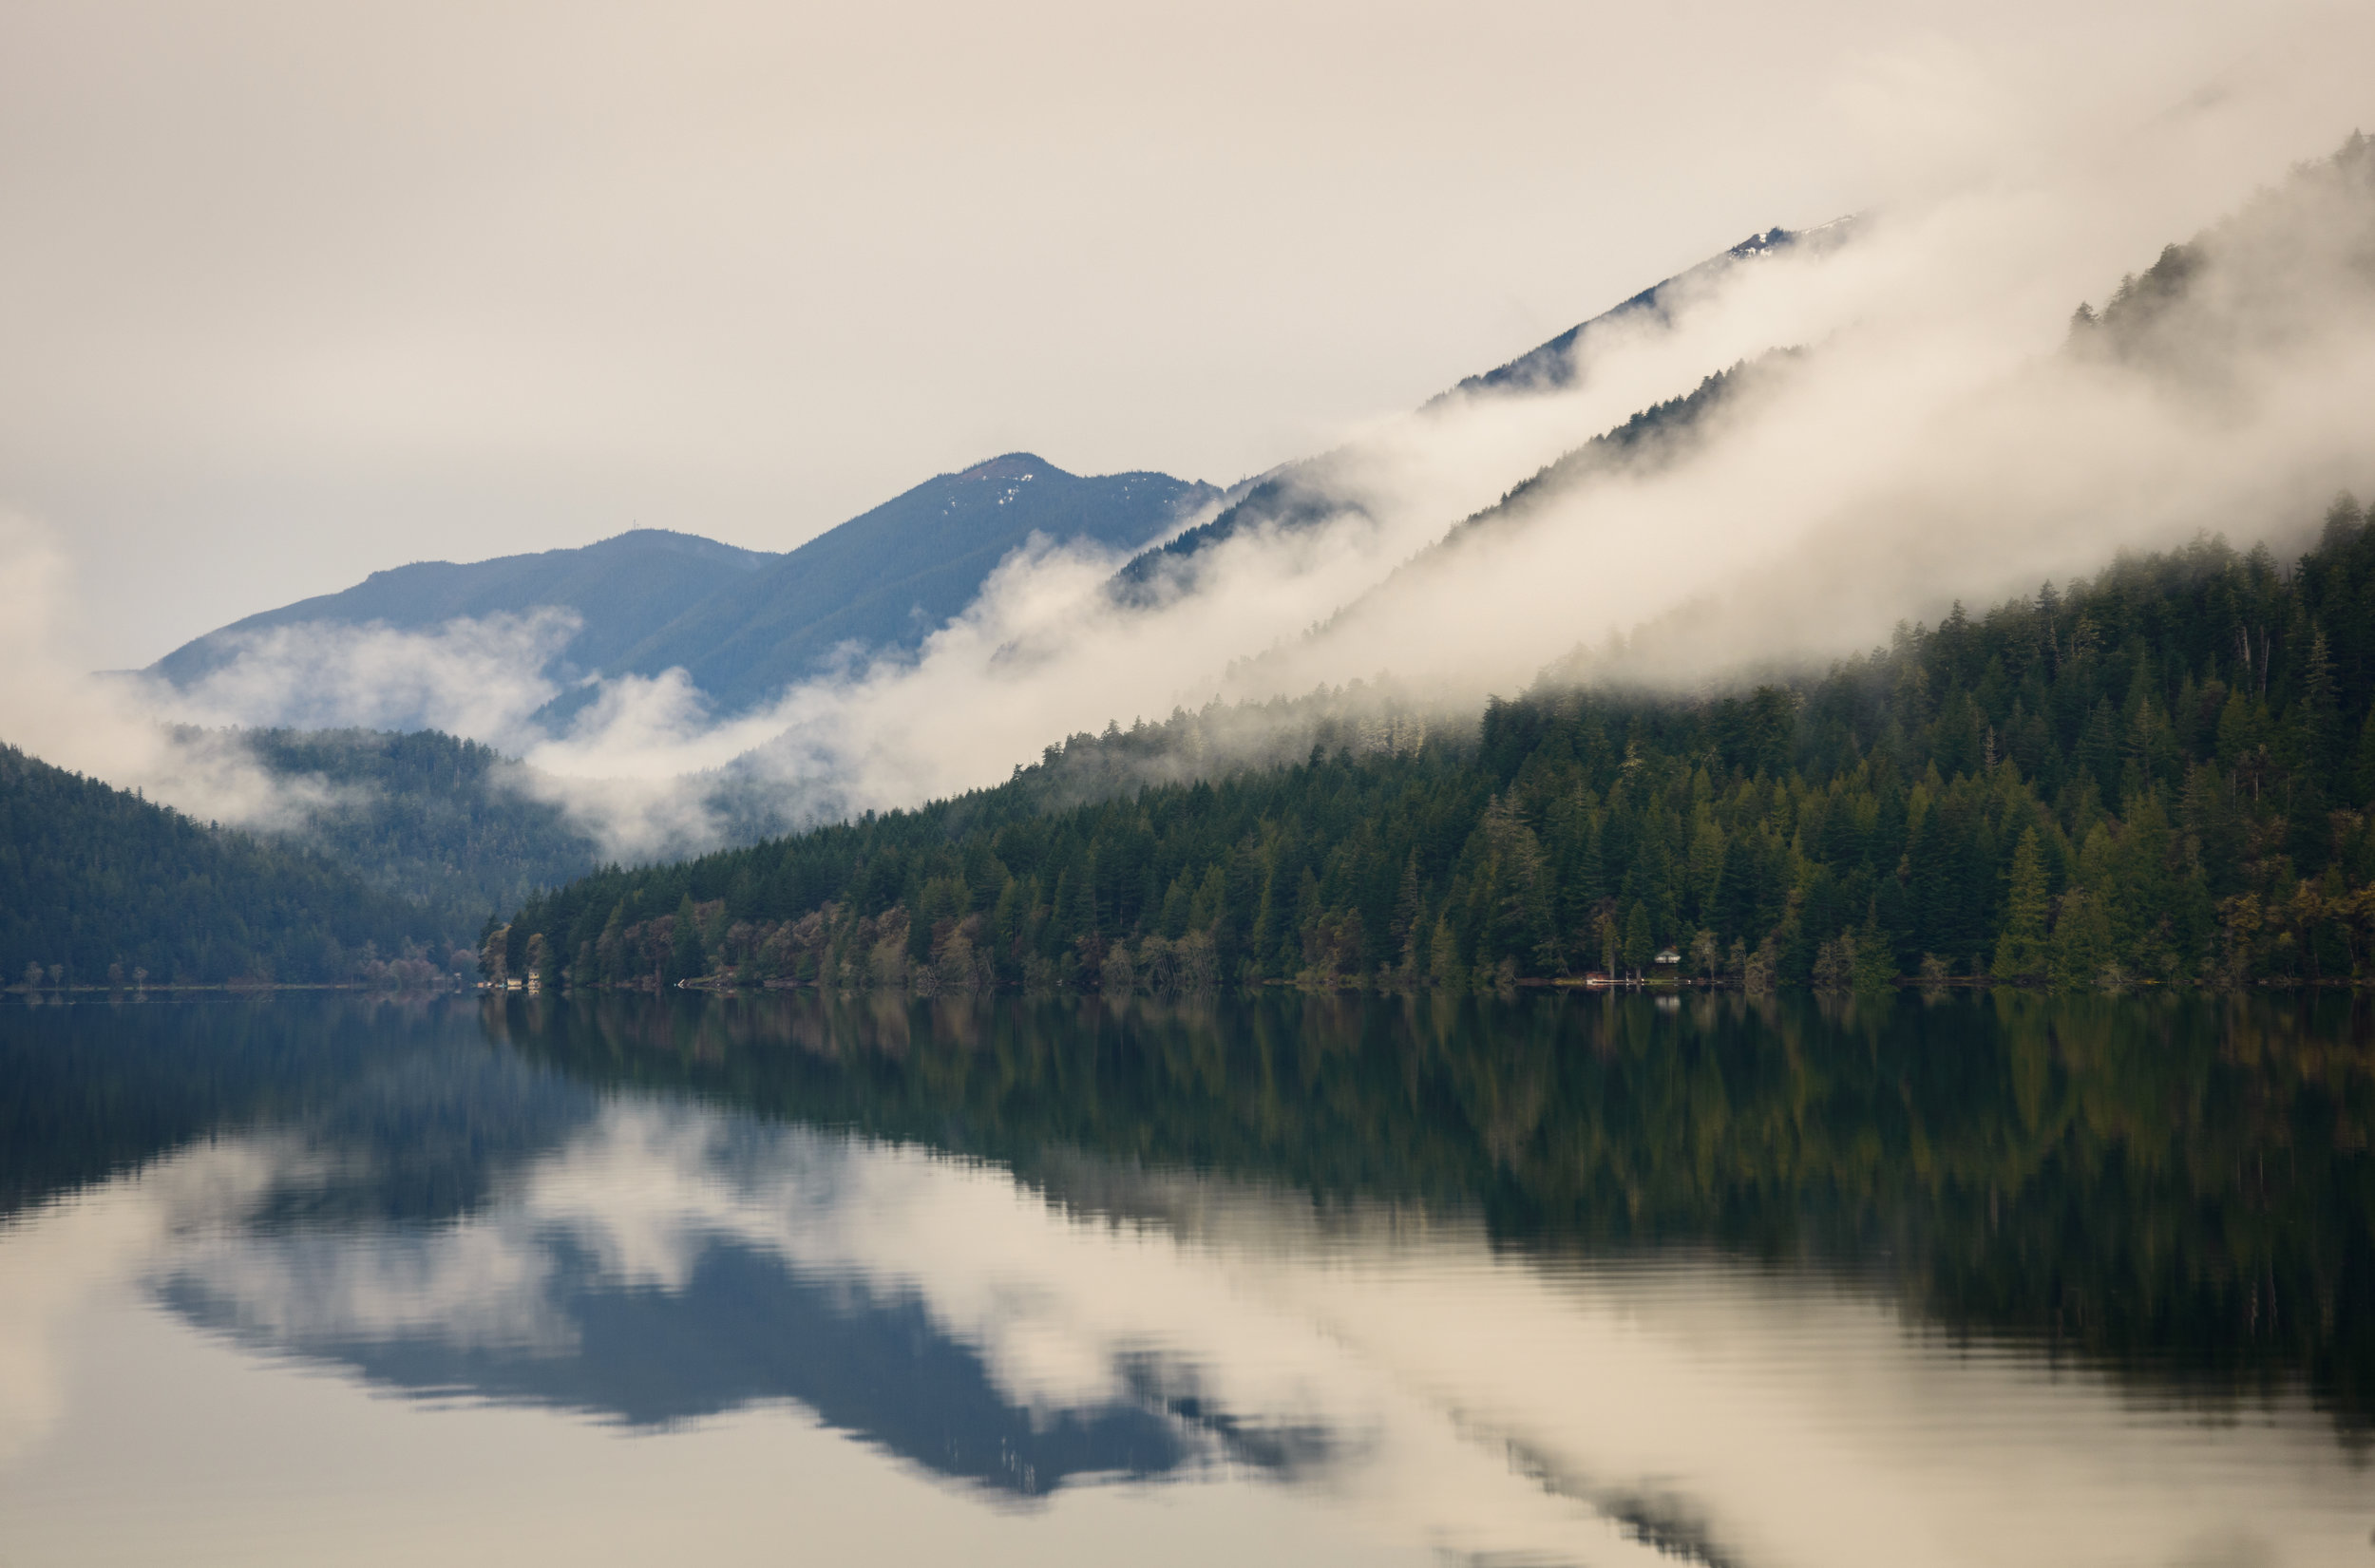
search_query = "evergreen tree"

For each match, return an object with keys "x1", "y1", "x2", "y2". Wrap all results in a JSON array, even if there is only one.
[
  {"x1": 1427, "y1": 914, "x2": 1464, "y2": 991},
  {"x1": 1993, "y1": 828, "x2": 2051, "y2": 982},
  {"x1": 1852, "y1": 914, "x2": 1897, "y2": 991},
  {"x1": 2049, "y1": 890, "x2": 2114, "y2": 990},
  {"x1": 1622, "y1": 902, "x2": 1654, "y2": 978}
]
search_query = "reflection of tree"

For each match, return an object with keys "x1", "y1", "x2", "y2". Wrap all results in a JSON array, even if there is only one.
[{"x1": 492, "y1": 989, "x2": 2375, "y2": 1437}]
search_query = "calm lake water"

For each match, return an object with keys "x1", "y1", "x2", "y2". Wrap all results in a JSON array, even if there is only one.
[{"x1": 2, "y1": 990, "x2": 2370, "y2": 1566}]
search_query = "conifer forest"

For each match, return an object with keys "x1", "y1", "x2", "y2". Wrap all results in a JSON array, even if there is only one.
[{"x1": 494, "y1": 497, "x2": 2375, "y2": 995}]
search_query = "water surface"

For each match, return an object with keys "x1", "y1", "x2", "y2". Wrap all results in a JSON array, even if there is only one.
[{"x1": 2, "y1": 991, "x2": 2369, "y2": 1565}]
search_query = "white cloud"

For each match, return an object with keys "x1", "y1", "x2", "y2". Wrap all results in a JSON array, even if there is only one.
[{"x1": 167, "y1": 610, "x2": 580, "y2": 739}]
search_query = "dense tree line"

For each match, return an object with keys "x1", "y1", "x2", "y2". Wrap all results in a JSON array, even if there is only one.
[
  {"x1": 500, "y1": 496, "x2": 2375, "y2": 994},
  {"x1": 0, "y1": 742, "x2": 466, "y2": 988}
]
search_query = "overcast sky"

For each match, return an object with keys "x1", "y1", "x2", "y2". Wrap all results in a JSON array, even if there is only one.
[{"x1": 0, "y1": 0, "x2": 2359, "y2": 668}]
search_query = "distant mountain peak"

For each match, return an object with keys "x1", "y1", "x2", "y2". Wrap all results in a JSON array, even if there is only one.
[
  {"x1": 1438, "y1": 217, "x2": 1858, "y2": 404},
  {"x1": 346, "y1": 527, "x2": 772, "y2": 587},
  {"x1": 583, "y1": 527, "x2": 773, "y2": 559},
  {"x1": 1105, "y1": 219, "x2": 1861, "y2": 595},
  {"x1": 954, "y1": 453, "x2": 1067, "y2": 482}
]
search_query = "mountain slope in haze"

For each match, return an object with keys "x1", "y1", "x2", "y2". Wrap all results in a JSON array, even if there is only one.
[
  {"x1": 1112, "y1": 220, "x2": 1851, "y2": 596},
  {"x1": 1109, "y1": 460, "x2": 1355, "y2": 601},
  {"x1": 1435, "y1": 354, "x2": 1787, "y2": 546},
  {"x1": 152, "y1": 529, "x2": 775, "y2": 690},
  {"x1": 1214, "y1": 132, "x2": 2375, "y2": 690},
  {"x1": 1268, "y1": 354, "x2": 1798, "y2": 664},
  {"x1": 495, "y1": 135, "x2": 2375, "y2": 995},
  {"x1": 0, "y1": 741, "x2": 459, "y2": 986},
  {"x1": 2071, "y1": 128, "x2": 2375, "y2": 370},
  {"x1": 612, "y1": 454, "x2": 1218, "y2": 714},
  {"x1": 152, "y1": 456, "x2": 1217, "y2": 720},
  {"x1": 150, "y1": 219, "x2": 1835, "y2": 708},
  {"x1": 1437, "y1": 221, "x2": 1851, "y2": 403}
]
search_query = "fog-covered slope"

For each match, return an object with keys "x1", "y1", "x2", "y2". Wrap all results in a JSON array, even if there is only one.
[
  {"x1": 1437, "y1": 221, "x2": 1848, "y2": 402},
  {"x1": 1112, "y1": 221, "x2": 1850, "y2": 595},
  {"x1": 236, "y1": 727, "x2": 602, "y2": 929}
]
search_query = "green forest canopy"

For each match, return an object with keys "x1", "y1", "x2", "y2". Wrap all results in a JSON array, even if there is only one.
[
  {"x1": 501, "y1": 496, "x2": 2375, "y2": 994},
  {"x1": 0, "y1": 742, "x2": 465, "y2": 988},
  {"x1": 237, "y1": 726, "x2": 599, "y2": 928}
]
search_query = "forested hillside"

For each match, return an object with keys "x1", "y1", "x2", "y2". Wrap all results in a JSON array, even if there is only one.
[
  {"x1": 240, "y1": 727, "x2": 598, "y2": 928},
  {"x1": 497, "y1": 494, "x2": 2375, "y2": 993},
  {"x1": 0, "y1": 744, "x2": 464, "y2": 988}
]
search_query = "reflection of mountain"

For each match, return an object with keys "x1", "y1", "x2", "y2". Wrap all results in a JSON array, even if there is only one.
[
  {"x1": 11, "y1": 992, "x2": 2375, "y2": 1563},
  {"x1": 162, "y1": 1232, "x2": 1189, "y2": 1493},
  {"x1": 10, "y1": 985, "x2": 2374, "y2": 1500},
  {"x1": 492, "y1": 989, "x2": 2375, "y2": 1434},
  {"x1": 0, "y1": 999, "x2": 1226, "y2": 1497}
]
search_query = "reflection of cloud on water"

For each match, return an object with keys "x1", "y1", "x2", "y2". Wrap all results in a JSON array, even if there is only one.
[
  {"x1": 168, "y1": 1223, "x2": 578, "y2": 1361},
  {"x1": 139, "y1": 1104, "x2": 1685, "y2": 1560},
  {"x1": 5, "y1": 1096, "x2": 2366, "y2": 1567},
  {"x1": 0, "y1": 1136, "x2": 294, "y2": 1470}
]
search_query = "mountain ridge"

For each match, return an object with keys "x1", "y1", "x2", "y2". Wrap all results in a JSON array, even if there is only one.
[
  {"x1": 153, "y1": 527, "x2": 778, "y2": 690},
  {"x1": 150, "y1": 454, "x2": 1220, "y2": 721},
  {"x1": 1109, "y1": 220, "x2": 1851, "y2": 596},
  {"x1": 606, "y1": 453, "x2": 1218, "y2": 714}
]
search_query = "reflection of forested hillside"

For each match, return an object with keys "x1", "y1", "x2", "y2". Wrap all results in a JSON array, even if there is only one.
[
  {"x1": 0, "y1": 995, "x2": 572, "y2": 1219},
  {"x1": 11, "y1": 992, "x2": 2368, "y2": 1442},
  {"x1": 491, "y1": 991, "x2": 2375, "y2": 1432}
]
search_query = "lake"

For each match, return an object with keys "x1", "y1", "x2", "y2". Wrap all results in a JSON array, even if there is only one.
[{"x1": 2, "y1": 990, "x2": 2369, "y2": 1566}]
